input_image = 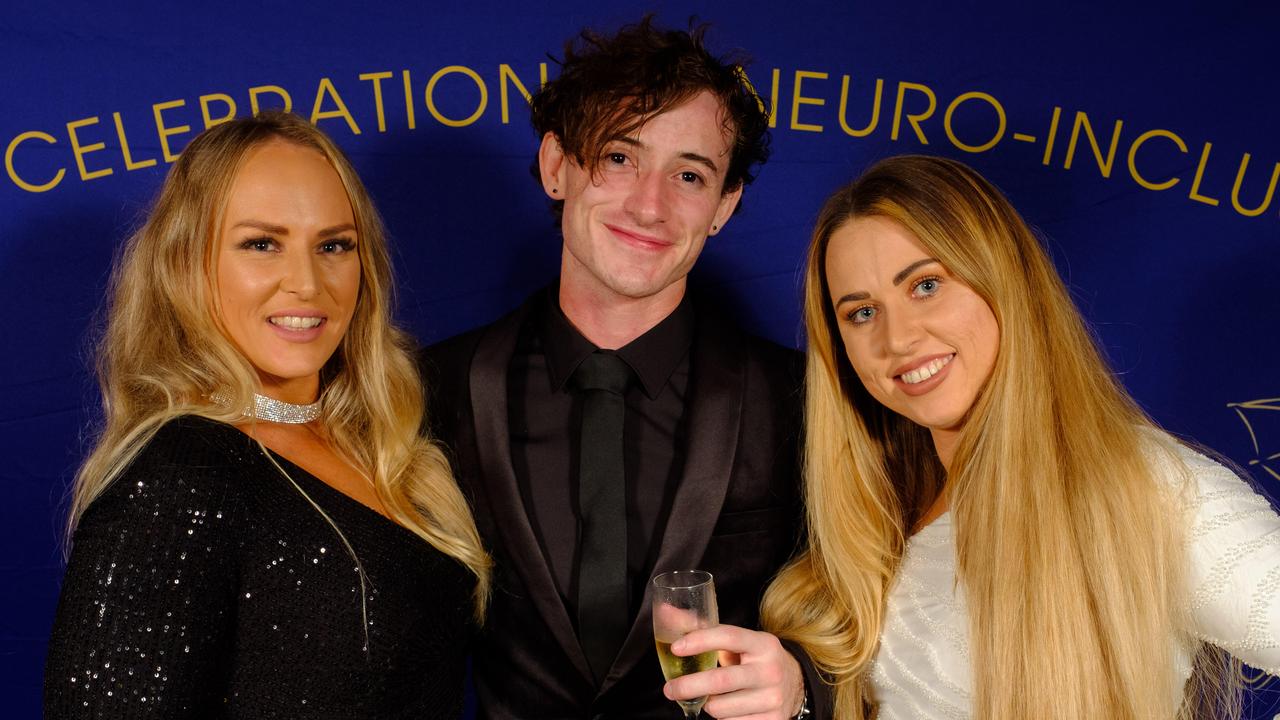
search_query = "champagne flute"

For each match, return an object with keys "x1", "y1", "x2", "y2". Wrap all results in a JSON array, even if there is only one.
[{"x1": 652, "y1": 570, "x2": 719, "y2": 718}]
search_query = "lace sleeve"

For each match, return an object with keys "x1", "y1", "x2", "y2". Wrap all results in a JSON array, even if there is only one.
[
  {"x1": 44, "y1": 429, "x2": 243, "y2": 718},
  {"x1": 1179, "y1": 448, "x2": 1280, "y2": 674}
]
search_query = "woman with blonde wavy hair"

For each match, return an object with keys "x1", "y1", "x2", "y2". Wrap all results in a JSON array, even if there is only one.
[
  {"x1": 762, "y1": 155, "x2": 1279, "y2": 719},
  {"x1": 45, "y1": 111, "x2": 489, "y2": 718}
]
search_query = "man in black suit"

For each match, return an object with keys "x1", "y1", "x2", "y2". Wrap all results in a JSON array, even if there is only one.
[{"x1": 423, "y1": 18, "x2": 827, "y2": 719}]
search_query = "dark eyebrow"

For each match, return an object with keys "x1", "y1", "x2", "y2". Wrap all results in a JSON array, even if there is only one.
[
  {"x1": 893, "y1": 258, "x2": 939, "y2": 286},
  {"x1": 232, "y1": 220, "x2": 288, "y2": 235},
  {"x1": 834, "y1": 290, "x2": 869, "y2": 307},
  {"x1": 834, "y1": 258, "x2": 940, "y2": 307},
  {"x1": 679, "y1": 151, "x2": 721, "y2": 175},
  {"x1": 229, "y1": 221, "x2": 355, "y2": 237},
  {"x1": 612, "y1": 137, "x2": 722, "y2": 176},
  {"x1": 318, "y1": 223, "x2": 356, "y2": 237}
]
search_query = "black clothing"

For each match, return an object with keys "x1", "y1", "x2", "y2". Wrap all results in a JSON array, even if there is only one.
[
  {"x1": 569, "y1": 350, "x2": 635, "y2": 683},
  {"x1": 44, "y1": 416, "x2": 475, "y2": 719},
  {"x1": 509, "y1": 290, "x2": 693, "y2": 623},
  {"x1": 422, "y1": 289, "x2": 821, "y2": 719}
]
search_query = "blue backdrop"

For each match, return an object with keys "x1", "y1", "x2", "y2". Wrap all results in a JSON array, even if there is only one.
[{"x1": 4, "y1": 2, "x2": 1278, "y2": 717}]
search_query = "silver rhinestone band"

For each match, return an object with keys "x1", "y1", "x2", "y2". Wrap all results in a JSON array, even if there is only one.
[
  {"x1": 250, "y1": 393, "x2": 322, "y2": 424},
  {"x1": 210, "y1": 390, "x2": 321, "y2": 424}
]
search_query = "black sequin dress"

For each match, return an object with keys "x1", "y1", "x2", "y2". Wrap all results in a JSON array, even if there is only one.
[{"x1": 45, "y1": 416, "x2": 476, "y2": 719}]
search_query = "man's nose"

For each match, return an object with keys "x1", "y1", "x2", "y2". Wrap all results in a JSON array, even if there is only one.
[{"x1": 622, "y1": 169, "x2": 668, "y2": 225}]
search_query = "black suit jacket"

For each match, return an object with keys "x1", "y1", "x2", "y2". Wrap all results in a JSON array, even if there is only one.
[{"x1": 421, "y1": 291, "x2": 829, "y2": 719}]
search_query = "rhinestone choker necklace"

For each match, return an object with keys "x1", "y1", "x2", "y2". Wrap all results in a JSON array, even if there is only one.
[
  {"x1": 212, "y1": 390, "x2": 321, "y2": 424},
  {"x1": 250, "y1": 393, "x2": 321, "y2": 424}
]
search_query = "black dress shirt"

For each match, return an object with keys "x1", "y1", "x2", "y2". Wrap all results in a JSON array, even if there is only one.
[{"x1": 508, "y1": 288, "x2": 694, "y2": 626}]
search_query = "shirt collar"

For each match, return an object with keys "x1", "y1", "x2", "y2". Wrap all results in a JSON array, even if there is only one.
[{"x1": 540, "y1": 288, "x2": 695, "y2": 400}]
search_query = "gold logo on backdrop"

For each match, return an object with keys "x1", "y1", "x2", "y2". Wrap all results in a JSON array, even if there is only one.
[{"x1": 1228, "y1": 397, "x2": 1280, "y2": 482}]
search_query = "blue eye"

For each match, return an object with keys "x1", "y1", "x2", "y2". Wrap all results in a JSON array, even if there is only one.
[
  {"x1": 848, "y1": 306, "x2": 877, "y2": 324},
  {"x1": 912, "y1": 276, "x2": 941, "y2": 298}
]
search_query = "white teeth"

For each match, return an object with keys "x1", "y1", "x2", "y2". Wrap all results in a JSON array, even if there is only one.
[
  {"x1": 270, "y1": 316, "x2": 323, "y2": 330},
  {"x1": 901, "y1": 355, "x2": 952, "y2": 385}
]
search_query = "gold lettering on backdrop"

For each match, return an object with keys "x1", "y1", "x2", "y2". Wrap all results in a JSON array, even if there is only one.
[
  {"x1": 732, "y1": 65, "x2": 767, "y2": 123},
  {"x1": 1189, "y1": 142, "x2": 1221, "y2": 206},
  {"x1": 1230, "y1": 154, "x2": 1280, "y2": 217},
  {"x1": 249, "y1": 85, "x2": 293, "y2": 115},
  {"x1": 425, "y1": 65, "x2": 488, "y2": 127},
  {"x1": 791, "y1": 71, "x2": 827, "y2": 132},
  {"x1": 112, "y1": 112, "x2": 157, "y2": 171},
  {"x1": 891, "y1": 82, "x2": 937, "y2": 144},
  {"x1": 943, "y1": 91, "x2": 1006, "y2": 153},
  {"x1": 1041, "y1": 106, "x2": 1062, "y2": 166},
  {"x1": 1064, "y1": 111, "x2": 1123, "y2": 178},
  {"x1": 199, "y1": 94, "x2": 237, "y2": 129},
  {"x1": 739, "y1": 68, "x2": 780, "y2": 128},
  {"x1": 838, "y1": 76, "x2": 882, "y2": 138},
  {"x1": 499, "y1": 64, "x2": 547, "y2": 124},
  {"x1": 152, "y1": 99, "x2": 192, "y2": 162},
  {"x1": 1126, "y1": 129, "x2": 1187, "y2": 191},
  {"x1": 66, "y1": 117, "x2": 113, "y2": 181},
  {"x1": 5, "y1": 131, "x2": 65, "y2": 192},
  {"x1": 402, "y1": 70, "x2": 416, "y2": 130},
  {"x1": 4, "y1": 63, "x2": 1276, "y2": 223},
  {"x1": 311, "y1": 78, "x2": 361, "y2": 134},
  {"x1": 359, "y1": 72, "x2": 394, "y2": 132}
]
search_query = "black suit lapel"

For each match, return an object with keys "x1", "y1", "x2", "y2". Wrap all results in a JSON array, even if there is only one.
[
  {"x1": 599, "y1": 312, "x2": 745, "y2": 695},
  {"x1": 469, "y1": 302, "x2": 594, "y2": 684}
]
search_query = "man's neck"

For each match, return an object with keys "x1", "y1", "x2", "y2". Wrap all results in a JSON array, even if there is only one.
[{"x1": 558, "y1": 278, "x2": 686, "y2": 350}]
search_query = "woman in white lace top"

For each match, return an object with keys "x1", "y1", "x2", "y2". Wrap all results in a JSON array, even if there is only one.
[{"x1": 761, "y1": 155, "x2": 1280, "y2": 719}]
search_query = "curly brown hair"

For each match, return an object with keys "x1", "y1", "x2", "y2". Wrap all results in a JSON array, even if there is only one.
[{"x1": 530, "y1": 16, "x2": 771, "y2": 219}]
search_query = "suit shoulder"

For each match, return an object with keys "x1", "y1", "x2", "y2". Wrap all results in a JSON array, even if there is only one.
[
  {"x1": 419, "y1": 324, "x2": 489, "y2": 383},
  {"x1": 691, "y1": 295, "x2": 801, "y2": 367},
  {"x1": 732, "y1": 330, "x2": 804, "y2": 388},
  {"x1": 742, "y1": 332, "x2": 802, "y2": 365},
  {"x1": 419, "y1": 296, "x2": 538, "y2": 382}
]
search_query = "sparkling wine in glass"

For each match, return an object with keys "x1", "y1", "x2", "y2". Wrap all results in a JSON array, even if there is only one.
[{"x1": 652, "y1": 570, "x2": 719, "y2": 718}]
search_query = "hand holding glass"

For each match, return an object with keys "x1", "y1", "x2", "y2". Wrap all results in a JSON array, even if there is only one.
[{"x1": 652, "y1": 570, "x2": 719, "y2": 718}]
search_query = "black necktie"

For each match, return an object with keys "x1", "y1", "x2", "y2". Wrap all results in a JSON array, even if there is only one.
[{"x1": 570, "y1": 351, "x2": 632, "y2": 684}]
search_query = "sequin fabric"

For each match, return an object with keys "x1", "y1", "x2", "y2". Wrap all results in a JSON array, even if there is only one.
[
  {"x1": 868, "y1": 437, "x2": 1280, "y2": 719},
  {"x1": 45, "y1": 416, "x2": 476, "y2": 718}
]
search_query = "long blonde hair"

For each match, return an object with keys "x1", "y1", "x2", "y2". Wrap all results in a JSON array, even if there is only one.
[
  {"x1": 763, "y1": 155, "x2": 1232, "y2": 718},
  {"x1": 71, "y1": 111, "x2": 490, "y2": 617}
]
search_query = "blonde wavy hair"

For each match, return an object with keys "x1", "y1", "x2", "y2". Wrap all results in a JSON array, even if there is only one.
[
  {"x1": 70, "y1": 111, "x2": 490, "y2": 617},
  {"x1": 762, "y1": 155, "x2": 1235, "y2": 718}
]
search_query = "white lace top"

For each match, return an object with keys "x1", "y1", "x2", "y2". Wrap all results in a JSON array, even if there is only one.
[{"x1": 869, "y1": 442, "x2": 1280, "y2": 719}]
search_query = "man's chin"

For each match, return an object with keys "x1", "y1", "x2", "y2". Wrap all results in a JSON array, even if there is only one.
[{"x1": 602, "y1": 273, "x2": 686, "y2": 302}]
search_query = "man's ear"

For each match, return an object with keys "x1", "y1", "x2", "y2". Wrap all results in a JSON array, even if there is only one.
[
  {"x1": 537, "y1": 132, "x2": 568, "y2": 200},
  {"x1": 708, "y1": 183, "x2": 743, "y2": 236}
]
